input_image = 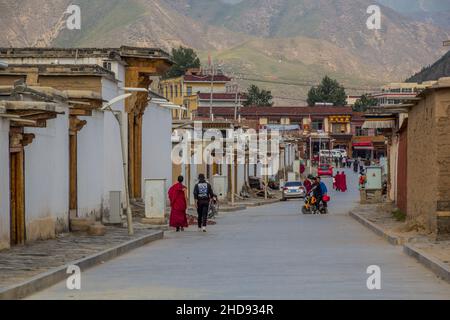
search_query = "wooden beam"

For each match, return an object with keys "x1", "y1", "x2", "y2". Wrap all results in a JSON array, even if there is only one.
[{"x1": 70, "y1": 108, "x2": 93, "y2": 117}]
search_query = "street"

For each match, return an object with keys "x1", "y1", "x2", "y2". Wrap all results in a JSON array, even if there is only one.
[{"x1": 29, "y1": 169, "x2": 450, "y2": 300}]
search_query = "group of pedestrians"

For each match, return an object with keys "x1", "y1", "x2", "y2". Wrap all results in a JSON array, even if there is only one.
[
  {"x1": 168, "y1": 174, "x2": 216, "y2": 233},
  {"x1": 334, "y1": 156, "x2": 352, "y2": 169},
  {"x1": 333, "y1": 171, "x2": 348, "y2": 192}
]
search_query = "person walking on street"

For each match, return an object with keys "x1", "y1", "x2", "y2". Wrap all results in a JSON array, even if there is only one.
[
  {"x1": 353, "y1": 159, "x2": 359, "y2": 173},
  {"x1": 333, "y1": 171, "x2": 340, "y2": 191},
  {"x1": 194, "y1": 174, "x2": 215, "y2": 232},
  {"x1": 168, "y1": 176, "x2": 189, "y2": 232},
  {"x1": 333, "y1": 171, "x2": 341, "y2": 191},
  {"x1": 340, "y1": 171, "x2": 348, "y2": 192}
]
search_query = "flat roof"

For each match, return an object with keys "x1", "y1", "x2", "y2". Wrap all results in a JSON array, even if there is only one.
[
  {"x1": 0, "y1": 46, "x2": 172, "y2": 64},
  {"x1": 0, "y1": 64, "x2": 117, "y2": 81}
]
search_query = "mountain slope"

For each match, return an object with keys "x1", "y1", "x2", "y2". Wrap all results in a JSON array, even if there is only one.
[
  {"x1": 0, "y1": 0, "x2": 449, "y2": 104},
  {"x1": 407, "y1": 50, "x2": 450, "y2": 83}
]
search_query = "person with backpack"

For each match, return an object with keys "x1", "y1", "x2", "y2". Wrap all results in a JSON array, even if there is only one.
[{"x1": 193, "y1": 174, "x2": 215, "y2": 232}]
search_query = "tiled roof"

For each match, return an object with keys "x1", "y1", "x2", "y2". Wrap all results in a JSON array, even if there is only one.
[
  {"x1": 197, "y1": 106, "x2": 354, "y2": 117},
  {"x1": 197, "y1": 93, "x2": 246, "y2": 100},
  {"x1": 184, "y1": 74, "x2": 231, "y2": 82}
]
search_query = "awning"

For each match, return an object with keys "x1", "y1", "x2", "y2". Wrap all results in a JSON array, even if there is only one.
[
  {"x1": 362, "y1": 119, "x2": 395, "y2": 129},
  {"x1": 353, "y1": 141, "x2": 373, "y2": 147},
  {"x1": 354, "y1": 146, "x2": 374, "y2": 151}
]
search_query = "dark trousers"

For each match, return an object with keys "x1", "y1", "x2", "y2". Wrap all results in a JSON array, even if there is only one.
[{"x1": 197, "y1": 201, "x2": 209, "y2": 228}]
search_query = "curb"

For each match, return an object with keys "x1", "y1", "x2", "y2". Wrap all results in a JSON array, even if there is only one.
[
  {"x1": 250, "y1": 199, "x2": 281, "y2": 207},
  {"x1": 403, "y1": 244, "x2": 450, "y2": 284},
  {"x1": 0, "y1": 231, "x2": 163, "y2": 300},
  {"x1": 219, "y1": 205, "x2": 247, "y2": 213},
  {"x1": 349, "y1": 211, "x2": 404, "y2": 245}
]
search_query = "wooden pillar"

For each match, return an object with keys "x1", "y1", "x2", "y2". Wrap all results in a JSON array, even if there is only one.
[
  {"x1": 133, "y1": 114, "x2": 143, "y2": 199},
  {"x1": 9, "y1": 129, "x2": 34, "y2": 246},
  {"x1": 9, "y1": 149, "x2": 25, "y2": 245},
  {"x1": 128, "y1": 113, "x2": 136, "y2": 199},
  {"x1": 69, "y1": 116, "x2": 87, "y2": 219},
  {"x1": 69, "y1": 133, "x2": 77, "y2": 215}
]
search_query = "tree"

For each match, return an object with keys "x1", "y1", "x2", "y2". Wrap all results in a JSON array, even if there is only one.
[
  {"x1": 307, "y1": 76, "x2": 347, "y2": 106},
  {"x1": 353, "y1": 94, "x2": 378, "y2": 112},
  {"x1": 165, "y1": 46, "x2": 201, "y2": 78},
  {"x1": 244, "y1": 85, "x2": 274, "y2": 107}
]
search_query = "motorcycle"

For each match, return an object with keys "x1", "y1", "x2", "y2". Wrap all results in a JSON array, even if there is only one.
[{"x1": 302, "y1": 193, "x2": 329, "y2": 215}]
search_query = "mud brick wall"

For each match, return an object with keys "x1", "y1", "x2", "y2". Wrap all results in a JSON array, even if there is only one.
[{"x1": 408, "y1": 88, "x2": 450, "y2": 239}]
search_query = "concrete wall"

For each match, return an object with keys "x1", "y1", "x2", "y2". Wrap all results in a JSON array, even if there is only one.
[
  {"x1": 142, "y1": 103, "x2": 173, "y2": 198},
  {"x1": 24, "y1": 112, "x2": 70, "y2": 241},
  {"x1": 0, "y1": 119, "x2": 10, "y2": 250},
  {"x1": 407, "y1": 87, "x2": 450, "y2": 239}
]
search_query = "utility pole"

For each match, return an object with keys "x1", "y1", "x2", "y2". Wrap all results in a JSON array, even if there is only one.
[{"x1": 209, "y1": 63, "x2": 215, "y2": 121}]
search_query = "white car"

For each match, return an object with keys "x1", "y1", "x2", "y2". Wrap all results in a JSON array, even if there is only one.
[
  {"x1": 333, "y1": 149, "x2": 348, "y2": 158},
  {"x1": 319, "y1": 150, "x2": 331, "y2": 158}
]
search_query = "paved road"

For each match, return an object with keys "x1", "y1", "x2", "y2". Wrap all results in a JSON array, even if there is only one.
[{"x1": 30, "y1": 168, "x2": 450, "y2": 300}]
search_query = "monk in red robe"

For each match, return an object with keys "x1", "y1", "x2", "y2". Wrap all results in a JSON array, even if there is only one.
[
  {"x1": 340, "y1": 172, "x2": 348, "y2": 192},
  {"x1": 333, "y1": 171, "x2": 340, "y2": 191},
  {"x1": 168, "y1": 176, "x2": 189, "y2": 232}
]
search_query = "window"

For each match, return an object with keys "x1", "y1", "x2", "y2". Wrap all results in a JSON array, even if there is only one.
[
  {"x1": 175, "y1": 85, "x2": 178, "y2": 97},
  {"x1": 332, "y1": 124, "x2": 346, "y2": 134},
  {"x1": 356, "y1": 126, "x2": 368, "y2": 136},
  {"x1": 103, "y1": 61, "x2": 112, "y2": 71},
  {"x1": 170, "y1": 85, "x2": 173, "y2": 98},
  {"x1": 187, "y1": 86, "x2": 192, "y2": 96},
  {"x1": 312, "y1": 120, "x2": 324, "y2": 131}
]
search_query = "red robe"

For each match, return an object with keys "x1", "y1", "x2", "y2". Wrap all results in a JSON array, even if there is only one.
[
  {"x1": 304, "y1": 179, "x2": 312, "y2": 194},
  {"x1": 340, "y1": 173, "x2": 348, "y2": 192},
  {"x1": 334, "y1": 174, "x2": 341, "y2": 191},
  {"x1": 168, "y1": 183, "x2": 188, "y2": 228}
]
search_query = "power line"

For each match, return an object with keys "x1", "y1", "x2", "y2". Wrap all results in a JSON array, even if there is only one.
[{"x1": 239, "y1": 76, "x2": 379, "y2": 92}]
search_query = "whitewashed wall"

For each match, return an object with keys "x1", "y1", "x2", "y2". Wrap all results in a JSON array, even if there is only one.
[
  {"x1": 142, "y1": 103, "x2": 173, "y2": 199},
  {"x1": 77, "y1": 110, "x2": 104, "y2": 219},
  {"x1": 0, "y1": 118, "x2": 10, "y2": 250},
  {"x1": 24, "y1": 112, "x2": 69, "y2": 241},
  {"x1": 101, "y1": 78, "x2": 126, "y2": 211}
]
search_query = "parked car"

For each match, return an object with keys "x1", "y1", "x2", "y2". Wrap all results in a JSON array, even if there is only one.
[
  {"x1": 282, "y1": 181, "x2": 306, "y2": 201},
  {"x1": 319, "y1": 150, "x2": 331, "y2": 158},
  {"x1": 333, "y1": 149, "x2": 348, "y2": 158},
  {"x1": 317, "y1": 164, "x2": 333, "y2": 177}
]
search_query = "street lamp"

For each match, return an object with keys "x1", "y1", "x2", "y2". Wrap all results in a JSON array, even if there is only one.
[{"x1": 101, "y1": 91, "x2": 135, "y2": 236}]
